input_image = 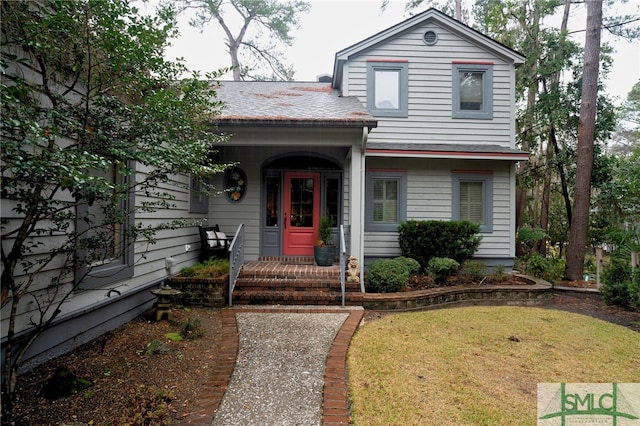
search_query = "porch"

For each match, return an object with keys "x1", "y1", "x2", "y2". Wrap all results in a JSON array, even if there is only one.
[{"x1": 231, "y1": 257, "x2": 363, "y2": 306}]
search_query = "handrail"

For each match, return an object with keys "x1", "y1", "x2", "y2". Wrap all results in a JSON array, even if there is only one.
[
  {"x1": 339, "y1": 224, "x2": 346, "y2": 307},
  {"x1": 228, "y1": 223, "x2": 245, "y2": 306}
]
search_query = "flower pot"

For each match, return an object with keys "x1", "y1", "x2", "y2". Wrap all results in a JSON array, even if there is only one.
[{"x1": 314, "y1": 245, "x2": 335, "y2": 266}]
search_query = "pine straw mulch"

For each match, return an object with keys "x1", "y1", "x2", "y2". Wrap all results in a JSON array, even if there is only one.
[{"x1": 4, "y1": 308, "x2": 222, "y2": 426}]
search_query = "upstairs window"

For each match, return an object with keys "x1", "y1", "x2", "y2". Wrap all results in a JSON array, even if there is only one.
[
  {"x1": 452, "y1": 63, "x2": 493, "y2": 119},
  {"x1": 367, "y1": 61, "x2": 408, "y2": 117}
]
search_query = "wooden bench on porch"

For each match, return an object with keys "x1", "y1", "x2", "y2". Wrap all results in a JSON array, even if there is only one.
[{"x1": 199, "y1": 225, "x2": 231, "y2": 262}]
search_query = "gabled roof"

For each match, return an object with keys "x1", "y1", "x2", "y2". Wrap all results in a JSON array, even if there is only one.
[
  {"x1": 211, "y1": 81, "x2": 377, "y2": 129},
  {"x1": 332, "y1": 8, "x2": 525, "y2": 88}
]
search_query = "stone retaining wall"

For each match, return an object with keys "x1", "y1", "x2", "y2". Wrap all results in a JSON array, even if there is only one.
[{"x1": 363, "y1": 275, "x2": 553, "y2": 311}]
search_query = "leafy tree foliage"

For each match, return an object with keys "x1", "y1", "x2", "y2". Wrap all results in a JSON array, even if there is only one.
[
  {"x1": 609, "y1": 79, "x2": 640, "y2": 155},
  {"x1": 171, "y1": 0, "x2": 310, "y2": 80},
  {"x1": 1, "y1": 0, "x2": 227, "y2": 404},
  {"x1": 396, "y1": 1, "x2": 636, "y2": 277}
]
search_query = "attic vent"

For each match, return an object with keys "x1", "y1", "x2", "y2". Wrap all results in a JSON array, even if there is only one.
[{"x1": 423, "y1": 30, "x2": 438, "y2": 45}]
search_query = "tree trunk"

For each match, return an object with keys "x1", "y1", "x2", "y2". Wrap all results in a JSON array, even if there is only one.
[
  {"x1": 537, "y1": 140, "x2": 553, "y2": 256},
  {"x1": 514, "y1": 5, "x2": 540, "y2": 239},
  {"x1": 565, "y1": 0, "x2": 602, "y2": 280}
]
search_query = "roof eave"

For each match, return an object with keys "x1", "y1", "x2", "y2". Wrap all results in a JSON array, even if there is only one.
[
  {"x1": 212, "y1": 118, "x2": 378, "y2": 129},
  {"x1": 366, "y1": 148, "x2": 529, "y2": 161}
]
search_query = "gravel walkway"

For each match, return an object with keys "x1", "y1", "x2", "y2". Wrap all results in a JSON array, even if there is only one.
[{"x1": 211, "y1": 311, "x2": 349, "y2": 426}]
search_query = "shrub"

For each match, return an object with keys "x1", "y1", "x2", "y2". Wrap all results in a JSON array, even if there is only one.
[
  {"x1": 518, "y1": 253, "x2": 564, "y2": 283},
  {"x1": 600, "y1": 256, "x2": 640, "y2": 309},
  {"x1": 516, "y1": 226, "x2": 548, "y2": 256},
  {"x1": 180, "y1": 258, "x2": 229, "y2": 279},
  {"x1": 145, "y1": 340, "x2": 169, "y2": 355},
  {"x1": 427, "y1": 257, "x2": 460, "y2": 284},
  {"x1": 394, "y1": 257, "x2": 421, "y2": 277},
  {"x1": 490, "y1": 264, "x2": 509, "y2": 282},
  {"x1": 629, "y1": 269, "x2": 640, "y2": 310},
  {"x1": 521, "y1": 253, "x2": 548, "y2": 278},
  {"x1": 461, "y1": 260, "x2": 486, "y2": 282},
  {"x1": 180, "y1": 318, "x2": 204, "y2": 340},
  {"x1": 366, "y1": 258, "x2": 410, "y2": 293},
  {"x1": 398, "y1": 220, "x2": 482, "y2": 268}
]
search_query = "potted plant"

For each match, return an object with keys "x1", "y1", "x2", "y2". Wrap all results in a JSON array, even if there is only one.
[{"x1": 314, "y1": 214, "x2": 335, "y2": 266}]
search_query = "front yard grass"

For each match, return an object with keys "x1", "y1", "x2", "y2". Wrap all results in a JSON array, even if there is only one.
[{"x1": 348, "y1": 306, "x2": 640, "y2": 425}]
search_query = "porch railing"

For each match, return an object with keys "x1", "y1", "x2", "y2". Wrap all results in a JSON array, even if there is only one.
[
  {"x1": 339, "y1": 224, "x2": 346, "y2": 307},
  {"x1": 228, "y1": 223, "x2": 245, "y2": 306}
]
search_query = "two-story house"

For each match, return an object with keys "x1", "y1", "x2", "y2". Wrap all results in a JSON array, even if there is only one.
[
  {"x1": 2, "y1": 7, "x2": 527, "y2": 374},
  {"x1": 210, "y1": 8, "x2": 527, "y2": 272}
]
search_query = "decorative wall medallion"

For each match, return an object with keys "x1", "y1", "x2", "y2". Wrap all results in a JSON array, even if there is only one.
[{"x1": 224, "y1": 167, "x2": 247, "y2": 203}]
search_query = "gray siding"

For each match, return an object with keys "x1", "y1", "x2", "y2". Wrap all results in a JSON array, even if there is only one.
[
  {"x1": 364, "y1": 157, "x2": 513, "y2": 260},
  {"x1": 209, "y1": 142, "x2": 356, "y2": 261},
  {"x1": 345, "y1": 22, "x2": 515, "y2": 148},
  {"x1": 2, "y1": 166, "x2": 206, "y2": 366}
]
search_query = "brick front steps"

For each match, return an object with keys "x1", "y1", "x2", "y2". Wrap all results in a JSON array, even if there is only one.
[
  {"x1": 231, "y1": 259, "x2": 363, "y2": 306},
  {"x1": 362, "y1": 274, "x2": 553, "y2": 311}
]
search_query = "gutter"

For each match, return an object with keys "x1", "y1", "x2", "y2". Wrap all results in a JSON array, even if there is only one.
[{"x1": 212, "y1": 118, "x2": 378, "y2": 129}]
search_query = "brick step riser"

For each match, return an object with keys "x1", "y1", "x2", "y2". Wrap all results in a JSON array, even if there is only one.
[
  {"x1": 238, "y1": 273, "x2": 341, "y2": 280},
  {"x1": 235, "y1": 279, "x2": 360, "y2": 291},
  {"x1": 232, "y1": 291, "x2": 363, "y2": 306}
]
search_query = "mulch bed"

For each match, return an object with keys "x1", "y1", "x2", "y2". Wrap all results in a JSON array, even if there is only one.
[{"x1": 4, "y1": 284, "x2": 638, "y2": 425}]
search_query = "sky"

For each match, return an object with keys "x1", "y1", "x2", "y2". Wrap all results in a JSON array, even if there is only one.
[{"x1": 156, "y1": 0, "x2": 640, "y2": 104}]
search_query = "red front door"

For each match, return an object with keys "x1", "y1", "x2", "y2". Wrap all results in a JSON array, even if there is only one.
[{"x1": 283, "y1": 172, "x2": 320, "y2": 256}]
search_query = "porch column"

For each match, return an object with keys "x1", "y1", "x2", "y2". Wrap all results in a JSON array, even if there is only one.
[{"x1": 349, "y1": 143, "x2": 365, "y2": 292}]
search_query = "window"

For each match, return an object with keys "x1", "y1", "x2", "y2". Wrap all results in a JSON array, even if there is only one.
[
  {"x1": 76, "y1": 162, "x2": 134, "y2": 289},
  {"x1": 189, "y1": 174, "x2": 209, "y2": 214},
  {"x1": 365, "y1": 171, "x2": 406, "y2": 231},
  {"x1": 452, "y1": 172, "x2": 493, "y2": 232},
  {"x1": 452, "y1": 63, "x2": 493, "y2": 119},
  {"x1": 324, "y1": 175, "x2": 340, "y2": 227},
  {"x1": 367, "y1": 61, "x2": 408, "y2": 117}
]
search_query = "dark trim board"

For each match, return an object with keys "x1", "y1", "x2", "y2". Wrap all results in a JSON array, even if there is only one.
[{"x1": 2, "y1": 281, "x2": 159, "y2": 375}]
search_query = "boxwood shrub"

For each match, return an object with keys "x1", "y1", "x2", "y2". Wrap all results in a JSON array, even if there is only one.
[
  {"x1": 427, "y1": 257, "x2": 460, "y2": 284},
  {"x1": 394, "y1": 256, "x2": 421, "y2": 277},
  {"x1": 366, "y1": 258, "x2": 410, "y2": 293},
  {"x1": 398, "y1": 220, "x2": 482, "y2": 268}
]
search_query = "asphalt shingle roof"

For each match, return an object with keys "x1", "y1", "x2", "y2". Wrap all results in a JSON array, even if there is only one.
[{"x1": 211, "y1": 81, "x2": 377, "y2": 128}]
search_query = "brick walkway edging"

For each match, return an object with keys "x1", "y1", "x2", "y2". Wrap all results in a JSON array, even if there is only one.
[
  {"x1": 322, "y1": 309, "x2": 364, "y2": 425},
  {"x1": 180, "y1": 309, "x2": 239, "y2": 424},
  {"x1": 180, "y1": 307, "x2": 363, "y2": 425}
]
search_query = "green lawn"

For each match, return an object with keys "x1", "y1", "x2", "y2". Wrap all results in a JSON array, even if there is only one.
[{"x1": 347, "y1": 306, "x2": 640, "y2": 425}]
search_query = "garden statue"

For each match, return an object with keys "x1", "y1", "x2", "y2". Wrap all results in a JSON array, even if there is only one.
[{"x1": 346, "y1": 256, "x2": 360, "y2": 283}]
